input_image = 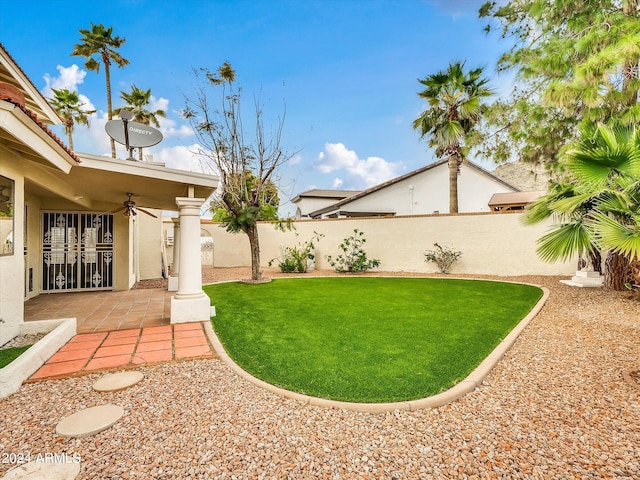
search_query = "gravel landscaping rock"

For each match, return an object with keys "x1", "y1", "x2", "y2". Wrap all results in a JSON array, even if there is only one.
[
  {"x1": 1, "y1": 269, "x2": 638, "y2": 479},
  {"x1": 1, "y1": 333, "x2": 46, "y2": 349}
]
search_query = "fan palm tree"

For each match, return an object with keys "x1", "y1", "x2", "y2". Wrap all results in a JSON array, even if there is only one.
[
  {"x1": 114, "y1": 84, "x2": 166, "y2": 161},
  {"x1": 71, "y1": 23, "x2": 129, "y2": 158},
  {"x1": 48, "y1": 88, "x2": 96, "y2": 151},
  {"x1": 524, "y1": 123, "x2": 640, "y2": 290},
  {"x1": 413, "y1": 61, "x2": 492, "y2": 213}
]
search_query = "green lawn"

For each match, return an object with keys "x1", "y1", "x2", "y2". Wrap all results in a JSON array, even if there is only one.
[
  {"x1": 205, "y1": 277, "x2": 542, "y2": 403},
  {"x1": 0, "y1": 345, "x2": 31, "y2": 369}
]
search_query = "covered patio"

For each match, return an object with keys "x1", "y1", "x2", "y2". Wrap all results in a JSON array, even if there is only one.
[{"x1": 24, "y1": 288, "x2": 172, "y2": 334}]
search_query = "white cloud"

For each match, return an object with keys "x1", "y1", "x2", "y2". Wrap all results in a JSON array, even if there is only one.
[
  {"x1": 42, "y1": 64, "x2": 88, "y2": 98},
  {"x1": 86, "y1": 111, "x2": 111, "y2": 153},
  {"x1": 332, "y1": 178, "x2": 343, "y2": 188},
  {"x1": 289, "y1": 153, "x2": 302, "y2": 166},
  {"x1": 156, "y1": 112, "x2": 195, "y2": 140},
  {"x1": 314, "y1": 143, "x2": 402, "y2": 189},
  {"x1": 150, "y1": 96, "x2": 169, "y2": 113},
  {"x1": 153, "y1": 144, "x2": 218, "y2": 175}
]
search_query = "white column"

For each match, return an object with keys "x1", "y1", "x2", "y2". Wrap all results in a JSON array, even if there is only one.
[
  {"x1": 170, "y1": 197, "x2": 211, "y2": 324},
  {"x1": 167, "y1": 217, "x2": 180, "y2": 291}
]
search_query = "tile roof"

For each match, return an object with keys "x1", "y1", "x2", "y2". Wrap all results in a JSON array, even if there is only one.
[
  {"x1": 0, "y1": 43, "x2": 80, "y2": 164},
  {"x1": 0, "y1": 42, "x2": 56, "y2": 120},
  {"x1": 4, "y1": 97, "x2": 81, "y2": 163}
]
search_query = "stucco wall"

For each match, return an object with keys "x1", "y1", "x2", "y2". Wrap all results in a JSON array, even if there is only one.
[
  {"x1": 195, "y1": 213, "x2": 575, "y2": 276},
  {"x1": 137, "y1": 210, "x2": 163, "y2": 280},
  {"x1": 0, "y1": 159, "x2": 25, "y2": 344}
]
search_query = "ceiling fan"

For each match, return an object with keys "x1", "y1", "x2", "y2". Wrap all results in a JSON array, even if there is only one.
[{"x1": 112, "y1": 193, "x2": 157, "y2": 218}]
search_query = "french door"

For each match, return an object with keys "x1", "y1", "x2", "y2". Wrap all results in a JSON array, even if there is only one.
[{"x1": 42, "y1": 212, "x2": 114, "y2": 292}]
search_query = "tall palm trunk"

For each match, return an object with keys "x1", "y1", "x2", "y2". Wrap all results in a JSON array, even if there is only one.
[
  {"x1": 604, "y1": 251, "x2": 632, "y2": 291},
  {"x1": 65, "y1": 119, "x2": 74, "y2": 151},
  {"x1": 448, "y1": 155, "x2": 459, "y2": 214},
  {"x1": 104, "y1": 55, "x2": 116, "y2": 158},
  {"x1": 246, "y1": 223, "x2": 262, "y2": 281},
  {"x1": 630, "y1": 256, "x2": 640, "y2": 293}
]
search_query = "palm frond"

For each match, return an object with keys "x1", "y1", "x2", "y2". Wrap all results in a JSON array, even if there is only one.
[
  {"x1": 591, "y1": 212, "x2": 640, "y2": 259},
  {"x1": 535, "y1": 221, "x2": 593, "y2": 263},
  {"x1": 549, "y1": 192, "x2": 596, "y2": 216}
]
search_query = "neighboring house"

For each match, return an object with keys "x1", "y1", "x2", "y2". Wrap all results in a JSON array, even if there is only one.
[
  {"x1": 0, "y1": 44, "x2": 219, "y2": 344},
  {"x1": 306, "y1": 159, "x2": 519, "y2": 219},
  {"x1": 291, "y1": 189, "x2": 361, "y2": 219}
]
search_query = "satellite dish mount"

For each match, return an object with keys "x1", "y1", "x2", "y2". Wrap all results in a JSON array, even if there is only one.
[
  {"x1": 105, "y1": 110, "x2": 163, "y2": 161},
  {"x1": 119, "y1": 110, "x2": 135, "y2": 160}
]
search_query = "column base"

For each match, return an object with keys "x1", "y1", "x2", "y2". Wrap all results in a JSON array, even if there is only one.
[
  {"x1": 170, "y1": 293, "x2": 211, "y2": 324},
  {"x1": 168, "y1": 275, "x2": 179, "y2": 292}
]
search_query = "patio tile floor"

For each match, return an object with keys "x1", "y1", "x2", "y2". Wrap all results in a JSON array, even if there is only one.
[
  {"x1": 24, "y1": 289, "x2": 174, "y2": 334},
  {"x1": 28, "y1": 323, "x2": 216, "y2": 381},
  {"x1": 23, "y1": 289, "x2": 217, "y2": 381}
]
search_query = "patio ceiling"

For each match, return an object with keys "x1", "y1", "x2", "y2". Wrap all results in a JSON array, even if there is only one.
[{"x1": 27, "y1": 153, "x2": 219, "y2": 212}]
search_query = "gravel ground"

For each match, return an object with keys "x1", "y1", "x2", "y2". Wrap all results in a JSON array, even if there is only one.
[
  {"x1": 1, "y1": 268, "x2": 639, "y2": 479},
  {"x1": 1, "y1": 333, "x2": 47, "y2": 349}
]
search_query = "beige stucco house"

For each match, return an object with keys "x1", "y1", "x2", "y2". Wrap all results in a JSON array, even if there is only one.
[
  {"x1": 299, "y1": 159, "x2": 520, "y2": 219},
  {"x1": 0, "y1": 44, "x2": 218, "y2": 345},
  {"x1": 291, "y1": 189, "x2": 361, "y2": 219}
]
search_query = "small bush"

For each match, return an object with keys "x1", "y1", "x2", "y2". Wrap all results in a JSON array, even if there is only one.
[
  {"x1": 424, "y1": 243, "x2": 462, "y2": 274},
  {"x1": 269, "y1": 232, "x2": 323, "y2": 273},
  {"x1": 325, "y1": 229, "x2": 380, "y2": 273}
]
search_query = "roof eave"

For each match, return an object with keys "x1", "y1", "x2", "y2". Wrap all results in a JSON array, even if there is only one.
[
  {"x1": 0, "y1": 101, "x2": 78, "y2": 173},
  {"x1": 0, "y1": 44, "x2": 61, "y2": 124}
]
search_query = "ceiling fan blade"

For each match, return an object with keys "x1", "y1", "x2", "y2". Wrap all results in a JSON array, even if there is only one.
[
  {"x1": 111, "y1": 206, "x2": 127, "y2": 214},
  {"x1": 138, "y1": 208, "x2": 158, "y2": 218}
]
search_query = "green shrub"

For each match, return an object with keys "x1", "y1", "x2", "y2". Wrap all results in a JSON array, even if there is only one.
[
  {"x1": 424, "y1": 243, "x2": 462, "y2": 273},
  {"x1": 269, "y1": 232, "x2": 323, "y2": 273},
  {"x1": 325, "y1": 229, "x2": 380, "y2": 273}
]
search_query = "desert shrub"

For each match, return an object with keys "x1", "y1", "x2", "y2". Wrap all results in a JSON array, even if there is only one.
[{"x1": 424, "y1": 243, "x2": 462, "y2": 273}]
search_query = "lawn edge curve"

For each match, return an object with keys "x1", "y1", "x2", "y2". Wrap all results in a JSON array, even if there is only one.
[{"x1": 204, "y1": 281, "x2": 550, "y2": 414}]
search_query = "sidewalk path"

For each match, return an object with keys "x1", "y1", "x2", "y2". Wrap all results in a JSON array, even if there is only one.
[{"x1": 27, "y1": 322, "x2": 215, "y2": 381}]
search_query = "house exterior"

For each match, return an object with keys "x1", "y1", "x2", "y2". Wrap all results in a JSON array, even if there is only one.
[
  {"x1": 0, "y1": 44, "x2": 219, "y2": 345},
  {"x1": 305, "y1": 159, "x2": 519, "y2": 219},
  {"x1": 291, "y1": 189, "x2": 361, "y2": 219}
]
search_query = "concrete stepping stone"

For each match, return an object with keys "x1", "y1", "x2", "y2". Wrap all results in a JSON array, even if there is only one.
[
  {"x1": 4, "y1": 458, "x2": 81, "y2": 479},
  {"x1": 56, "y1": 404, "x2": 124, "y2": 438},
  {"x1": 93, "y1": 371, "x2": 144, "y2": 392}
]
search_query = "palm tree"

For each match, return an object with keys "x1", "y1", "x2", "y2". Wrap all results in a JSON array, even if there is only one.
[
  {"x1": 71, "y1": 23, "x2": 129, "y2": 158},
  {"x1": 524, "y1": 123, "x2": 640, "y2": 290},
  {"x1": 48, "y1": 88, "x2": 95, "y2": 151},
  {"x1": 413, "y1": 61, "x2": 492, "y2": 213},
  {"x1": 114, "y1": 84, "x2": 166, "y2": 160}
]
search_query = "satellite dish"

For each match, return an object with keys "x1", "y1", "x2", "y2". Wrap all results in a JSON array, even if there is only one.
[{"x1": 105, "y1": 119, "x2": 163, "y2": 148}]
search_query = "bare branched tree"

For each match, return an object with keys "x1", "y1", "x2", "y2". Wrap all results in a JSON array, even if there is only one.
[{"x1": 184, "y1": 62, "x2": 296, "y2": 282}]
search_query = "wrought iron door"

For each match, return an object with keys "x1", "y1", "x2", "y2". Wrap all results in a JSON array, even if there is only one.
[{"x1": 42, "y1": 212, "x2": 114, "y2": 292}]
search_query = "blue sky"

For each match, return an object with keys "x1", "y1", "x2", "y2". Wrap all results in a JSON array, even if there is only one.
[{"x1": 0, "y1": 0, "x2": 512, "y2": 216}]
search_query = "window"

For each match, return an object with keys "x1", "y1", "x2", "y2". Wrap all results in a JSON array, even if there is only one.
[{"x1": 0, "y1": 175, "x2": 14, "y2": 256}]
